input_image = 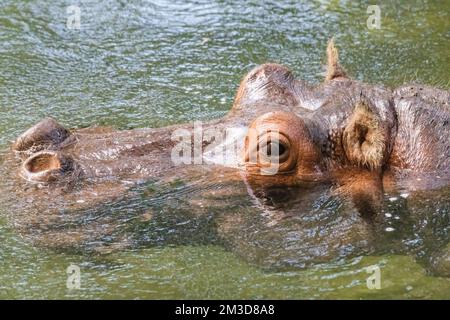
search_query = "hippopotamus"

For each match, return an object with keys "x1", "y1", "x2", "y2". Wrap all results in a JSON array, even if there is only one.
[{"x1": 1, "y1": 40, "x2": 449, "y2": 274}]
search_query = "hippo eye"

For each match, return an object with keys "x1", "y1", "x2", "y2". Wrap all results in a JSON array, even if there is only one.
[
  {"x1": 266, "y1": 141, "x2": 286, "y2": 158},
  {"x1": 244, "y1": 129, "x2": 295, "y2": 173},
  {"x1": 259, "y1": 137, "x2": 290, "y2": 164}
]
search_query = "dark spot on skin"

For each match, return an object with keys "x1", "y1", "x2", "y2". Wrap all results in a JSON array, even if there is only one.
[
  {"x1": 202, "y1": 139, "x2": 213, "y2": 149},
  {"x1": 444, "y1": 120, "x2": 449, "y2": 126},
  {"x1": 257, "y1": 187, "x2": 298, "y2": 209}
]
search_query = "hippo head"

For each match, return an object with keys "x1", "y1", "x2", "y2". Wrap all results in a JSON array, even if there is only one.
[
  {"x1": 2, "y1": 40, "x2": 449, "y2": 274},
  {"x1": 229, "y1": 41, "x2": 398, "y2": 218},
  {"x1": 6, "y1": 40, "x2": 397, "y2": 222}
]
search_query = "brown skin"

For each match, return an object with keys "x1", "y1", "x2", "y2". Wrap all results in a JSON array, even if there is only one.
[{"x1": 1, "y1": 40, "x2": 449, "y2": 272}]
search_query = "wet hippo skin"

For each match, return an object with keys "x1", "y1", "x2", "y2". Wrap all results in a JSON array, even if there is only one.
[{"x1": 1, "y1": 40, "x2": 449, "y2": 274}]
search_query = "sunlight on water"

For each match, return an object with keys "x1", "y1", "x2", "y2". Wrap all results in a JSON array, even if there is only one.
[{"x1": 0, "y1": 0, "x2": 449, "y2": 299}]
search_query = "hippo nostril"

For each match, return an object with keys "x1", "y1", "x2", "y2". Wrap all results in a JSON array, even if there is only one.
[
  {"x1": 25, "y1": 153, "x2": 61, "y2": 173},
  {"x1": 21, "y1": 151, "x2": 74, "y2": 183},
  {"x1": 13, "y1": 118, "x2": 71, "y2": 152}
]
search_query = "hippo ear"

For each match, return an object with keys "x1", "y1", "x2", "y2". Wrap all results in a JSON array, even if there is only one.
[
  {"x1": 325, "y1": 38, "x2": 347, "y2": 81},
  {"x1": 342, "y1": 98, "x2": 386, "y2": 169}
]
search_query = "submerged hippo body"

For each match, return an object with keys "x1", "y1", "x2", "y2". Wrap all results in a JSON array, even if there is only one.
[{"x1": 1, "y1": 40, "x2": 449, "y2": 273}]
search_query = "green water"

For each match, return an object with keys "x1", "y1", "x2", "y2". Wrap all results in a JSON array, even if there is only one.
[{"x1": 1, "y1": 0, "x2": 450, "y2": 299}]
